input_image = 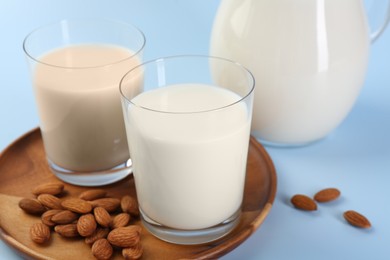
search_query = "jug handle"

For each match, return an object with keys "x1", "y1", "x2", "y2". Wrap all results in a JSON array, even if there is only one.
[{"x1": 367, "y1": 0, "x2": 390, "y2": 43}]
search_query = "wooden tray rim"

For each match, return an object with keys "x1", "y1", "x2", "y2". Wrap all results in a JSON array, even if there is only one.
[{"x1": 0, "y1": 127, "x2": 277, "y2": 260}]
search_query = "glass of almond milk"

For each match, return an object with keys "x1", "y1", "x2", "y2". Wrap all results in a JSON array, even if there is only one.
[
  {"x1": 120, "y1": 55, "x2": 254, "y2": 244},
  {"x1": 23, "y1": 19, "x2": 145, "y2": 186}
]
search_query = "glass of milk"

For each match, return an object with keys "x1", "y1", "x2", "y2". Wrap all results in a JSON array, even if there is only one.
[
  {"x1": 120, "y1": 55, "x2": 255, "y2": 244},
  {"x1": 23, "y1": 19, "x2": 145, "y2": 186}
]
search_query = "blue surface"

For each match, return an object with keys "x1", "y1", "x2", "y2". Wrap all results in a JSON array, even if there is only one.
[{"x1": 1, "y1": 1, "x2": 390, "y2": 259}]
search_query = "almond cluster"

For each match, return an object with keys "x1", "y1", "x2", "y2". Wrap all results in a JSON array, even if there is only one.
[
  {"x1": 290, "y1": 187, "x2": 371, "y2": 229},
  {"x1": 18, "y1": 182, "x2": 143, "y2": 260}
]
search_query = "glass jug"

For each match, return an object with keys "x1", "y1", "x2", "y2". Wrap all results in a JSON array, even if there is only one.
[{"x1": 210, "y1": 0, "x2": 390, "y2": 146}]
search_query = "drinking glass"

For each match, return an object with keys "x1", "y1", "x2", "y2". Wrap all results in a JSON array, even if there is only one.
[
  {"x1": 120, "y1": 55, "x2": 254, "y2": 244},
  {"x1": 23, "y1": 19, "x2": 145, "y2": 186}
]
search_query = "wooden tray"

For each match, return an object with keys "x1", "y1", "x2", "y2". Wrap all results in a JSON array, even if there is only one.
[{"x1": 0, "y1": 128, "x2": 277, "y2": 260}]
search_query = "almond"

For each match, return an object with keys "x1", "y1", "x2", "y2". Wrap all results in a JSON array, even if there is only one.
[
  {"x1": 79, "y1": 189, "x2": 107, "y2": 201},
  {"x1": 122, "y1": 243, "x2": 143, "y2": 260},
  {"x1": 112, "y1": 213, "x2": 131, "y2": 229},
  {"x1": 41, "y1": 209, "x2": 63, "y2": 227},
  {"x1": 291, "y1": 194, "x2": 317, "y2": 211},
  {"x1": 107, "y1": 226, "x2": 141, "y2": 248},
  {"x1": 37, "y1": 194, "x2": 63, "y2": 210},
  {"x1": 94, "y1": 207, "x2": 112, "y2": 228},
  {"x1": 51, "y1": 210, "x2": 79, "y2": 224},
  {"x1": 85, "y1": 228, "x2": 110, "y2": 245},
  {"x1": 90, "y1": 198, "x2": 120, "y2": 212},
  {"x1": 54, "y1": 223, "x2": 79, "y2": 238},
  {"x1": 92, "y1": 238, "x2": 113, "y2": 260},
  {"x1": 30, "y1": 223, "x2": 51, "y2": 244},
  {"x1": 314, "y1": 188, "x2": 341, "y2": 203},
  {"x1": 343, "y1": 210, "x2": 371, "y2": 228},
  {"x1": 61, "y1": 198, "x2": 92, "y2": 214},
  {"x1": 77, "y1": 213, "x2": 97, "y2": 237},
  {"x1": 19, "y1": 198, "x2": 46, "y2": 215},
  {"x1": 32, "y1": 182, "x2": 64, "y2": 196},
  {"x1": 121, "y1": 195, "x2": 139, "y2": 217}
]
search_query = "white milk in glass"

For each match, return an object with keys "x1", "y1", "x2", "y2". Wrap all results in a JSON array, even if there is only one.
[
  {"x1": 125, "y1": 84, "x2": 251, "y2": 230},
  {"x1": 33, "y1": 45, "x2": 141, "y2": 172},
  {"x1": 211, "y1": 0, "x2": 370, "y2": 144}
]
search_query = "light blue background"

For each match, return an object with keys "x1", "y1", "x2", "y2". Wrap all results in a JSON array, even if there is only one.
[{"x1": 1, "y1": 1, "x2": 390, "y2": 259}]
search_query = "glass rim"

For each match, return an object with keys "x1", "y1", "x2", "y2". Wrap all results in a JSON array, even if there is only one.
[
  {"x1": 119, "y1": 55, "x2": 255, "y2": 115},
  {"x1": 22, "y1": 18, "x2": 146, "y2": 70}
]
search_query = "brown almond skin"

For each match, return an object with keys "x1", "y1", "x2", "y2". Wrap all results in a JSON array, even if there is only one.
[
  {"x1": 291, "y1": 194, "x2": 317, "y2": 211},
  {"x1": 79, "y1": 189, "x2": 107, "y2": 201},
  {"x1": 94, "y1": 207, "x2": 112, "y2": 228},
  {"x1": 85, "y1": 228, "x2": 110, "y2": 245},
  {"x1": 30, "y1": 223, "x2": 51, "y2": 244},
  {"x1": 111, "y1": 213, "x2": 131, "y2": 229},
  {"x1": 121, "y1": 195, "x2": 140, "y2": 217},
  {"x1": 90, "y1": 198, "x2": 120, "y2": 212},
  {"x1": 122, "y1": 243, "x2": 143, "y2": 260},
  {"x1": 41, "y1": 209, "x2": 63, "y2": 227},
  {"x1": 51, "y1": 210, "x2": 79, "y2": 224},
  {"x1": 92, "y1": 238, "x2": 113, "y2": 260},
  {"x1": 37, "y1": 194, "x2": 63, "y2": 210},
  {"x1": 343, "y1": 210, "x2": 371, "y2": 228},
  {"x1": 314, "y1": 188, "x2": 341, "y2": 203},
  {"x1": 107, "y1": 226, "x2": 141, "y2": 248},
  {"x1": 77, "y1": 213, "x2": 97, "y2": 237},
  {"x1": 61, "y1": 198, "x2": 92, "y2": 214},
  {"x1": 54, "y1": 224, "x2": 80, "y2": 238},
  {"x1": 32, "y1": 183, "x2": 64, "y2": 196},
  {"x1": 19, "y1": 198, "x2": 46, "y2": 215}
]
